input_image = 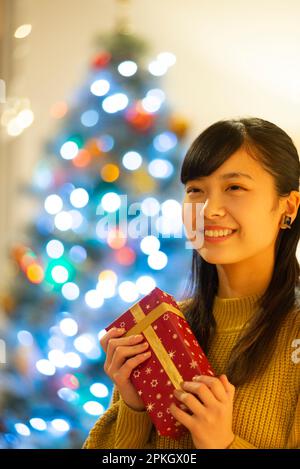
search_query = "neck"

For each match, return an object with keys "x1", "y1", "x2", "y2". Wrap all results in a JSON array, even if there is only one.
[{"x1": 216, "y1": 245, "x2": 275, "y2": 299}]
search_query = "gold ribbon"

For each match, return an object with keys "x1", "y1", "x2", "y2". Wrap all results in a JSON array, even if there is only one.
[{"x1": 125, "y1": 302, "x2": 185, "y2": 389}]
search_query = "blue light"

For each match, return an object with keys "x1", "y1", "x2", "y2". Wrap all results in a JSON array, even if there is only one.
[
  {"x1": 100, "y1": 135, "x2": 114, "y2": 152},
  {"x1": 69, "y1": 245, "x2": 87, "y2": 263},
  {"x1": 153, "y1": 131, "x2": 177, "y2": 152},
  {"x1": 80, "y1": 110, "x2": 99, "y2": 127}
]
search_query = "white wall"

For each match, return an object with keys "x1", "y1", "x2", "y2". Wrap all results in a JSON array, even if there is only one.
[{"x1": 2, "y1": 0, "x2": 300, "y2": 283}]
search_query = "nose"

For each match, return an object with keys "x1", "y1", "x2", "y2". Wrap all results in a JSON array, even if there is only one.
[{"x1": 201, "y1": 196, "x2": 227, "y2": 219}]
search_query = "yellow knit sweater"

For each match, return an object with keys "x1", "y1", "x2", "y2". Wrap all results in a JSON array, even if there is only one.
[{"x1": 83, "y1": 294, "x2": 300, "y2": 449}]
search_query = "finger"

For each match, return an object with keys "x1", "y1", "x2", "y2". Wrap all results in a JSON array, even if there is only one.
[
  {"x1": 181, "y1": 381, "x2": 217, "y2": 408},
  {"x1": 100, "y1": 327, "x2": 126, "y2": 353},
  {"x1": 219, "y1": 374, "x2": 235, "y2": 397},
  {"x1": 169, "y1": 402, "x2": 194, "y2": 431},
  {"x1": 112, "y1": 351, "x2": 152, "y2": 384},
  {"x1": 192, "y1": 375, "x2": 227, "y2": 402},
  {"x1": 106, "y1": 334, "x2": 144, "y2": 366},
  {"x1": 109, "y1": 342, "x2": 150, "y2": 370},
  {"x1": 173, "y1": 389, "x2": 205, "y2": 418}
]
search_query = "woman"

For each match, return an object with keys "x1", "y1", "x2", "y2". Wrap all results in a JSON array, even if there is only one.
[{"x1": 83, "y1": 117, "x2": 300, "y2": 449}]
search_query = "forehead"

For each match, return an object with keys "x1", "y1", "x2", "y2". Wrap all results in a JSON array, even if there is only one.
[{"x1": 192, "y1": 148, "x2": 266, "y2": 182}]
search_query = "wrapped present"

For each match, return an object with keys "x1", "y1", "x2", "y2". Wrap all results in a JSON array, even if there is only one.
[{"x1": 105, "y1": 287, "x2": 215, "y2": 439}]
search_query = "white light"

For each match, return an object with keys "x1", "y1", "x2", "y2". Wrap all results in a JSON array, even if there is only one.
[
  {"x1": 74, "y1": 334, "x2": 95, "y2": 353},
  {"x1": 83, "y1": 401, "x2": 105, "y2": 416},
  {"x1": 51, "y1": 265, "x2": 69, "y2": 283},
  {"x1": 48, "y1": 349, "x2": 66, "y2": 368},
  {"x1": 30, "y1": 418, "x2": 47, "y2": 431},
  {"x1": 157, "y1": 52, "x2": 176, "y2": 67},
  {"x1": 36, "y1": 359, "x2": 56, "y2": 376},
  {"x1": 101, "y1": 192, "x2": 121, "y2": 212},
  {"x1": 142, "y1": 96, "x2": 161, "y2": 113},
  {"x1": 102, "y1": 93, "x2": 129, "y2": 113},
  {"x1": 16, "y1": 109, "x2": 34, "y2": 128},
  {"x1": 140, "y1": 235, "x2": 160, "y2": 254},
  {"x1": 85, "y1": 290, "x2": 104, "y2": 309},
  {"x1": 148, "y1": 159, "x2": 173, "y2": 178},
  {"x1": 54, "y1": 211, "x2": 73, "y2": 231},
  {"x1": 136, "y1": 276, "x2": 156, "y2": 295},
  {"x1": 97, "y1": 329, "x2": 107, "y2": 341},
  {"x1": 7, "y1": 118, "x2": 23, "y2": 136},
  {"x1": 44, "y1": 194, "x2": 63, "y2": 215},
  {"x1": 59, "y1": 318, "x2": 78, "y2": 337},
  {"x1": 48, "y1": 336, "x2": 65, "y2": 351},
  {"x1": 147, "y1": 88, "x2": 165, "y2": 102},
  {"x1": 90, "y1": 79, "x2": 110, "y2": 96},
  {"x1": 70, "y1": 210, "x2": 83, "y2": 230},
  {"x1": 122, "y1": 151, "x2": 142, "y2": 171},
  {"x1": 14, "y1": 24, "x2": 32, "y2": 39},
  {"x1": 90, "y1": 383, "x2": 109, "y2": 398},
  {"x1": 161, "y1": 199, "x2": 182, "y2": 218},
  {"x1": 118, "y1": 281, "x2": 139, "y2": 303},
  {"x1": 57, "y1": 387, "x2": 78, "y2": 402},
  {"x1": 156, "y1": 215, "x2": 182, "y2": 235},
  {"x1": 70, "y1": 188, "x2": 89, "y2": 208},
  {"x1": 15, "y1": 423, "x2": 31, "y2": 436},
  {"x1": 118, "y1": 60, "x2": 138, "y2": 77},
  {"x1": 148, "y1": 61, "x2": 168, "y2": 76},
  {"x1": 17, "y1": 330, "x2": 33, "y2": 346},
  {"x1": 153, "y1": 132, "x2": 177, "y2": 152},
  {"x1": 64, "y1": 352, "x2": 81, "y2": 368},
  {"x1": 96, "y1": 280, "x2": 116, "y2": 299},
  {"x1": 51, "y1": 419, "x2": 70, "y2": 432},
  {"x1": 148, "y1": 251, "x2": 168, "y2": 270},
  {"x1": 81, "y1": 110, "x2": 99, "y2": 127},
  {"x1": 61, "y1": 282, "x2": 80, "y2": 301},
  {"x1": 60, "y1": 141, "x2": 79, "y2": 160},
  {"x1": 141, "y1": 197, "x2": 160, "y2": 216},
  {"x1": 46, "y1": 240, "x2": 64, "y2": 258}
]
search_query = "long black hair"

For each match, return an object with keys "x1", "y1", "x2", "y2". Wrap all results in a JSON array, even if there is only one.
[{"x1": 180, "y1": 117, "x2": 300, "y2": 385}]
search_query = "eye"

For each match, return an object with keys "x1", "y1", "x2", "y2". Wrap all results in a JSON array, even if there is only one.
[
  {"x1": 226, "y1": 185, "x2": 245, "y2": 191},
  {"x1": 186, "y1": 187, "x2": 203, "y2": 194}
]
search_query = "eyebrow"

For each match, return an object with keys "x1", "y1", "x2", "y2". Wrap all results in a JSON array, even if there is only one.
[{"x1": 190, "y1": 172, "x2": 254, "y2": 182}]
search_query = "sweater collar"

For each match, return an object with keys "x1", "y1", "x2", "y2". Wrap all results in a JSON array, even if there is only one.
[{"x1": 212, "y1": 293, "x2": 262, "y2": 331}]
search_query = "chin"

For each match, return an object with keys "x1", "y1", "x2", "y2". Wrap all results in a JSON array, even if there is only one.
[{"x1": 198, "y1": 249, "x2": 238, "y2": 265}]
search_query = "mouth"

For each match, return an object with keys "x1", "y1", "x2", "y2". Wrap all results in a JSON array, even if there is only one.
[{"x1": 203, "y1": 229, "x2": 238, "y2": 243}]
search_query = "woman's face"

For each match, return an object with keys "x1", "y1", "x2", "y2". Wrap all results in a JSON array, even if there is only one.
[{"x1": 182, "y1": 147, "x2": 285, "y2": 265}]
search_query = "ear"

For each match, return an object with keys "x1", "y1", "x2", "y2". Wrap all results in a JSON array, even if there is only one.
[{"x1": 282, "y1": 190, "x2": 300, "y2": 222}]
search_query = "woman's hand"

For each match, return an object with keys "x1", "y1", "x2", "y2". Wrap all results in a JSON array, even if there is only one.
[
  {"x1": 170, "y1": 374, "x2": 235, "y2": 449},
  {"x1": 100, "y1": 327, "x2": 151, "y2": 411}
]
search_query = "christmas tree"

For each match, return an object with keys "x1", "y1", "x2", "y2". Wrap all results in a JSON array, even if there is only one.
[{"x1": 0, "y1": 29, "x2": 191, "y2": 448}]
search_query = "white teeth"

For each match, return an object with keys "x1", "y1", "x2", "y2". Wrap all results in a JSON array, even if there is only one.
[{"x1": 204, "y1": 229, "x2": 234, "y2": 237}]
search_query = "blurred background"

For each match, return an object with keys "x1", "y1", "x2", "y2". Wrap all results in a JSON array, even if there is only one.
[{"x1": 0, "y1": 0, "x2": 299, "y2": 449}]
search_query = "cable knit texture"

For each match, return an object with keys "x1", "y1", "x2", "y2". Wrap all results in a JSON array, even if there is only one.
[{"x1": 83, "y1": 294, "x2": 300, "y2": 449}]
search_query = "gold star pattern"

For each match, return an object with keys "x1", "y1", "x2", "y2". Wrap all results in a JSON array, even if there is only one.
[
  {"x1": 157, "y1": 412, "x2": 163, "y2": 418},
  {"x1": 150, "y1": 379, "x2": 158, "y2": 388},
  {"x1": 163, "y1": 313, "x2": 169, "y2": 320},
  {"x1": 168, "y1": 350, "x2": 176, "y2": 359},
  {"x1": 189, "y1": 360, "x2": 198, "y2": 369},
  {"x1": 138, "y1": 390, "x2": 143, "y2": 396},
  {"x1": 145, "y1": 367, "x2": 152, "y2": 375},
  {"x1": 133, "y1": 370, "x2": 141, "y2": 378},
  {"x1": 146, "y1": 402, "x2": 155, "y2": 412}
]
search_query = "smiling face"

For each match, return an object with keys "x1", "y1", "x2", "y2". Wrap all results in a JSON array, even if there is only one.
[{"x1": 182, "y1": 147, "x2": 286, "y2": 265}]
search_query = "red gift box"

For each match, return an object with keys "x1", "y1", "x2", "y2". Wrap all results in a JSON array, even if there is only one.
[{"x1": 105, "y1": 287, "x2": 215, "y2": 439}]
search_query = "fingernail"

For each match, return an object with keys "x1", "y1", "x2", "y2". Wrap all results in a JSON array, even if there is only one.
[{"x1": 192, "y1": 375, "x2": 202, "y2": 381}]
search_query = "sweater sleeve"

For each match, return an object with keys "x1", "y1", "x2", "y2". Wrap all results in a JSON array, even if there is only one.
[{"x1": 82, "y1": 385, "x2": 153, "y2": 449}]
